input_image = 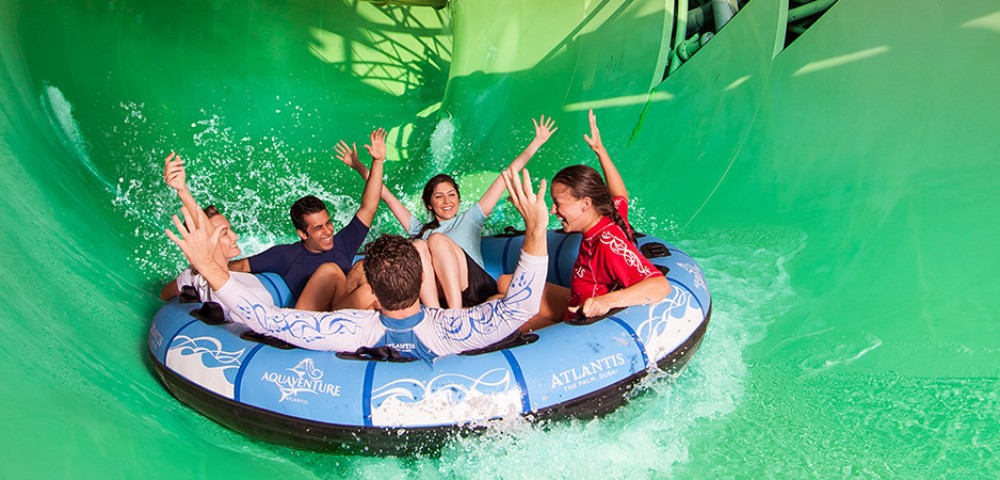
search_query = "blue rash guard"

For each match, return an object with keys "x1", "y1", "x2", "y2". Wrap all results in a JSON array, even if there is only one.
[
  {"x1": 246, "y1": 215, "x2": 369, "y2": 299},
  {"x1": 213, "y1": 251, "x2": 548, "y2": 361}
]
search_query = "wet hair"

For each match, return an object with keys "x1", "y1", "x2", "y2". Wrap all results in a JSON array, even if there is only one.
[
  {"x1": 290, "y1": 195, "x2": 327, "y2": 233},
  {"x1": 413, "y1": 174, "x2": 460, "y2": 239},
  {"x1": 364, "y1": 234, "x2": 423, "y2": 310},
  {"x1": 203, "y1": 205, "x2": 221, "y2": 218},
  {"x1": 551, "y1": 164, "x2": 635, "y2": 243}
]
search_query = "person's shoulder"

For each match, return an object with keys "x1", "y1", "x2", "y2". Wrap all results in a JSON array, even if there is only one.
[
  {"x1": 458, "y1": 202, "x2": 487, "y2": 225},
  {"x1": 340, "y1": 215, "x2": 370, "y2": 234},
  {"x1": 597, "y1": 224, "x2": 632, "y2": 247},
  {"x1": 612, "y1": 195, "x2": 629, "y2": 211},
  {"x1": 176, "y1": 266, "x2": 195, "y2": 281},
  {"x1": 231, "y1": 270, "x2": 261, "y2": 281},
  {"x1": 469, "y1": 202, "x2": 486, "y2": 218}
]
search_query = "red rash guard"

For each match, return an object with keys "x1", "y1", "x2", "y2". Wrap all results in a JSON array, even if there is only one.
[{"x1": 565, "y1": 197, "x2": 663, "y2": 320}]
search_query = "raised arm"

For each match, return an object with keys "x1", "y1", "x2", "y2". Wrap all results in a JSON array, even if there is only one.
[
  {"x1": 502, "y1": 167, "x2": 548, "y2": 257},
  {"x1": 163, "y1": 152, "x2": 201, "y2": 220},
  {"x1": 165, "y1": 206, "x2": 230, "y2": 291},
  {"x1": 162, "y1": 153, "x2": 207, "y2": 299},
  {"x1": 584, "y1": 109, "x2": 628, "y2": 202},
  {"x1": 353, "y1": 128, "x2": 386, "y2": 227},
  {"x1": 335, "y1": 131, "x2": 413, "y2": 230},
  {"x1": 477, "y1": 115, "x2": 557, "y2": 217}
]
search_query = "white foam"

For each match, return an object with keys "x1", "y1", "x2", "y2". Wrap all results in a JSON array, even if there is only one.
[{"x1": 429, "y1": 116, "x2": 455, "y2": 171}]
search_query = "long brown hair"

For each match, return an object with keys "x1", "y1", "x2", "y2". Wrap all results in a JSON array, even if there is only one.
[
  {"x1": 413, "y1": 174, "x2": 460, "y2": 239},
  {"x1": 551, "y1": 164, "x2": 634, "y2": 242}
]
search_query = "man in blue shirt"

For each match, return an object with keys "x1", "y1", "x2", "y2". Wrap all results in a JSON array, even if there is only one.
[{"x1": 228, "y1": 129, "x2": 386, "y2": 304}]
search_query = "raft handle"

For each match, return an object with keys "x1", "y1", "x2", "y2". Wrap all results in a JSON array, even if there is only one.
[
  {"x1": 460, "y1": 330, "x2": 539, "y2": 356},
  {"x1": 239, "y1": 331, "x2": 297, "y2": 350},
  {"x1": 495, "y1": 225, "x2": 526, "y2": 238},
  {"x1": 178, "y1": 285, "x2": 201, "y2": 304},
  {"x1": 189, "y1": 302, "x2": 227, "y2": 325},
  {"x1": 336, "y1": 346, "x2": 417, "y2": 363},
  {"x1": 565, "y1": 307, "x2": 626, "y2": 326},
  {"x1": 640, "y1": 241, "x2": 671, "y2": 258}
]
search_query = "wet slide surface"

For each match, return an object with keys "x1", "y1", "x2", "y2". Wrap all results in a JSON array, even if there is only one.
[{"x1": 1, "y1": 0, "x2": 998, "y2": 477}]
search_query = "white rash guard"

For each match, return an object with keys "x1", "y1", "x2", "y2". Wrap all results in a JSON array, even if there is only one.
[{"x1": 212, "y1": 251, "x2": 548, "y2": 361}]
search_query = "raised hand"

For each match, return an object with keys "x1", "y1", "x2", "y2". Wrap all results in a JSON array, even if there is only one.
[
  {"x1": 502, "y1": 167, "x2": 548, "y2": 256},
  {"x1": 365, "y1": 128, "x2": 387, "y2": 161},
  {"x1": 532, "y1": 115, "x2": 558, "y2": 144},
  {"x1": 502, "y1": 168, "x2": 548, "y2": 232},
  {"x1": 163, "y1": 152, "x2": 188, "y2": 192},
  {"x1": 335, "y1": 140, "x2": 360, "y2": 169},
  {"x1": 165, "y1": 206, "x2": 228, "y2": 287},
  {"x1": 583, "y1": 109, "x2": 605, "y2": 154}
]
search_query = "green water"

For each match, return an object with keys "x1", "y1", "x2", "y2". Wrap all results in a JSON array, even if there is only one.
[{"x1": 2, "y1": 0, "x2": 997, "y2": 478}]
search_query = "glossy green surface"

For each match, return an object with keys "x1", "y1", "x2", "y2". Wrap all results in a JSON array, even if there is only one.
[{"x1": 1, "y1": 0, "x2": 997, "y2": 477}]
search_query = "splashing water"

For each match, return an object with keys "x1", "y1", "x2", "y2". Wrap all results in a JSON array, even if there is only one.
[{"x1": 429, "y1": 116, "x2": 455, "y2": 172}]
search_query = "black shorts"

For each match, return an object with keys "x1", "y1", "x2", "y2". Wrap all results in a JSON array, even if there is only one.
[{"x1": 451, "y1": 251, "x2": 498, "y2": 307}]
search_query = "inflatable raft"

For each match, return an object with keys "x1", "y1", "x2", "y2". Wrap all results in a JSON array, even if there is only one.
[{"x1": 148, "y1": 230, "x2": 711, "y2": 454}]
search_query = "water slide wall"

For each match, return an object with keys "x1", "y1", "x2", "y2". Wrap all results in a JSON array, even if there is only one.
[{"x1": 1, "y1": 0, "x2": 997, "y2": 477}]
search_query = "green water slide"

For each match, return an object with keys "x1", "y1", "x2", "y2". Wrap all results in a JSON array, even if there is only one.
[{"x1": 1, "y1": 0, "x2": 997, "y2": 477}]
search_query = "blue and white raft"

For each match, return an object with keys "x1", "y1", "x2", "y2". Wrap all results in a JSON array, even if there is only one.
[{"x1": 148, "y1": 230, "x2": 711, "y2": 454}]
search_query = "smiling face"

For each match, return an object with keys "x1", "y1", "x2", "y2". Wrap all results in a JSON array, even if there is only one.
[
  {"x1": 550, "y1": 182, "x2": 598, "y2": 233},
  {"x1": 428, "y1": 181, "x2": 460, "y2": 222},
  {"x1": 209, "y1": 214, "x2": 242, "y2": 260},
  {"x1": 297, "y1": 210, "x2": 335, "y2": 253}
]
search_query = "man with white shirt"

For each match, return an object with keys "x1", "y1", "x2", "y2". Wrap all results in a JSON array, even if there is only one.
[{"x1": 159, "y1": 153, "x2": 271, "y2": 310}]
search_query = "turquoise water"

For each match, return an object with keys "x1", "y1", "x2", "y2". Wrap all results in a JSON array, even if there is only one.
[{"x1": 2, "y1": 0, "x2": 998, "y2": 478}]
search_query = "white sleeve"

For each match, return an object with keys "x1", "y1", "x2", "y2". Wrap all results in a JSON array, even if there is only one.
[
  {"x1": 418, "y1": 251, "x2": 548, "y2": 356},
  {"x1": 175, "y1": 267, "x2": 212, "y2": 302},
  {"x1": 213, "y1": 279, "x2": 384, "y2": 352},
  {"x1": 175, "y1": 267, "x2": 195, "y2": 288}
]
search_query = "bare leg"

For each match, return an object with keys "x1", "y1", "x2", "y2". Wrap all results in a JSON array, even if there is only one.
[
  {"x1": 345, "y1": 260, "x2": 367, "y2": 292},
  {"x1": 497, "y1": 274, "x2": 569, "y2": 332},
  {"x1": 426, "y1": 233, "x2": 469, "y2": 308},
  {"x1": 296, "y1": 263, "x2": 348, "y2": 311},
  {"x1": 412, "y1": 239, "x2": 440, "y2": 308},
  {"x1": 334, "y1": 283, "x2": 380, "y2": 310}
]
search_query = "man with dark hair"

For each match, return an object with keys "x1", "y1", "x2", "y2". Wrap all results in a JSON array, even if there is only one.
[
  {"x1": 166, "y1": 167, "x2": 550, "y2": 361},
  {"x1": 362, "y1": 235, "x2": 424, "y2": 310},
  {"x1": 228, "y1": 129, "x2": 387, "y2": 301}
]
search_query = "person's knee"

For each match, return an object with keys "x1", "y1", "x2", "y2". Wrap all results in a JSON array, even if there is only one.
[
  {"x1": 347, "y1": 259, "x2": 366, "y2": 279},
  {"x1": 426, "y1": 233, "x2": 454, "y2": 253},
  {"x1": 345, "y1": 260, "x2": 367, "y2": 290},
  {"x1": 349, "y1": 258, "x2": 365, "y2": 271},
  {"x1": 412, "y1": 239, "x2": 430, "y2": 257},
  {"x1": 316, "y1": 262, "x2": 346, "y2": 281}
]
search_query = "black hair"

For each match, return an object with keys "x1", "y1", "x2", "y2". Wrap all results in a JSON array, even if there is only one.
[
  {"x1": 290, "y1": 195, "x2": 327, "y2": 233},
  {"x1": 412, "y1": 174, "x2": 460, "y2": 239}
]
